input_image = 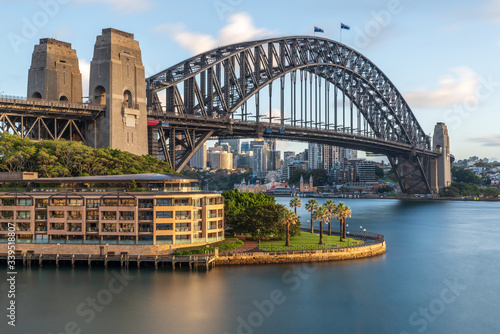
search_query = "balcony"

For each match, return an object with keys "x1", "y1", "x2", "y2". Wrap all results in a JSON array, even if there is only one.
[
  {"x1": 175, "y1": 239, "x2": 191, "y2": 244},
  {"x1": 68, "y1": 216, "x2": 82, "y2": 221},
  {"x1": 86, "y1": 227, "x2": 99, "y2": 233},
  {"x1": 175, "y1": 227, "x2": 191, "y2": 232},
  {"x1": 139, "y1": 227, "x2": 153, "y2": 233},
  {"x1": 86, "y1": 215, "x2": 99, "y2": 221},
  {"x1": 16, "y1": 225, "x2": 31, "y2": 231},
  {"x1": 119, "y1": 216, "x2": 135, "y2": 221},
  {"x1": 119, "y1": 228, "x2": 134, "y2": 233}
]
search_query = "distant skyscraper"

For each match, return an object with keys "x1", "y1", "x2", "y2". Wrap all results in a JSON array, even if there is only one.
[
  {"x1": 241, "y1": 141, "x2": 250, "y2": 153},
  {"x1": 284, "y1": 151, "x2": 295, "y2": 166},
  {"x1": 190, "y1": 143, "x2": 207, "y2": 169},
  {"x1": 341, "y1": 148, "x2": 358, "y2": 161},
  {"x1": 220, "y1": 138, "x2": 241, "y2": 154}
]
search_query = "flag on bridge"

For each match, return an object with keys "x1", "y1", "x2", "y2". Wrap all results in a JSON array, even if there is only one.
[
  {"x1": 314, "y1": 26, "x2": 324, "y2": 33},
  {"x1": 341, "y1": 23, "x2": 350, "y2": 30}
]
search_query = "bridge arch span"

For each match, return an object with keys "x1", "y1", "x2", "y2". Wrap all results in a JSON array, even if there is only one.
[{"x1": 146, "y1": 36, "x2": 445, "y2": 194}]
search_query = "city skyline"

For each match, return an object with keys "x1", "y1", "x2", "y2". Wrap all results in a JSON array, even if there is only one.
[{"x1": 0, "y1": 0, "x2": 499, "y2": 160}]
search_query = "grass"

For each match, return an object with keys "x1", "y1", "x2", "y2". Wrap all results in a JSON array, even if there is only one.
[
  {"x1": 171, "y1": 237, "x2": 243, "y2": 255},
  {"x1": 258, "y1": 232, "x2": 362, "y2": 251}
]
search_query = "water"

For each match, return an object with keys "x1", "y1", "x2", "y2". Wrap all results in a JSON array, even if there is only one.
[{"x1": 3, "y1": 199, "x2": 500, "y2": 334}]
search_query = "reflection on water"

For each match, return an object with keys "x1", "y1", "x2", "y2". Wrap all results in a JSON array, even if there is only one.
[{"x1": 3, "y1": 199, "x2": 500, "y2": 334}]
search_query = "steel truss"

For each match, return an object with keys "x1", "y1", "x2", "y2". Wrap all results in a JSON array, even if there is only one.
[{"x1": 147, "y1": 36, "x2": 438, "y2": 193}]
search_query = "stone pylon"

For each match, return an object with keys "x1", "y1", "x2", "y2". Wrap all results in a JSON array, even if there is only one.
[
  {"x1": 87, "y1": 28, "x2": 147, "y2": 155},
  {"x1": 27, "y1": 38, "x2": 82, "y2": 103}
]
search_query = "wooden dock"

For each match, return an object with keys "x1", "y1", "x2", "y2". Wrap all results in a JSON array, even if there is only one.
[{"x1": 0, "y1": 251, "x2": 217, "y2": 270}]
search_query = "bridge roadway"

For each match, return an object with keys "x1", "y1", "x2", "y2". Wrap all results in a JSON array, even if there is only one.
[
  {"x1": 0, "y1": 96, "x2": 104, "y2": 119},
  {"x1": 149, "y1": 112, "x2": 441, "y2": 159}
]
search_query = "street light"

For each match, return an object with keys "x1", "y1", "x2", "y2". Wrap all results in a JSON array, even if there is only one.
[
  {"x1": 57, "y1": 243, "x2": 60, "y2": 255},
  {"x1": 363, "y1": 229, "x2": 366, "y2": 241},
  {"x1": 257, "y1": 229, "x2": 261, "y2": 245},
  {"x1": 105, "y1": 243, "x2": 109, "y2": 255}
]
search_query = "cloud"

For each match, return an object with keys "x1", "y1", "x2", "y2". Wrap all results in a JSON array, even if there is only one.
[
  {"x1": 470, "y1": 136, "x2": 500, "y2": 146},
  {"x1": 79, "y1": 59, "x2": 90, "y2": 101},
  {"x1": 154, "y1": 12, "x2": 277, "y2": 55},
  {"x1": 403, "y1": 66, "x2": 480, "y2": 109},
  {"x1": 76, "y1": 0, "x2": 154, "y2": 15}
]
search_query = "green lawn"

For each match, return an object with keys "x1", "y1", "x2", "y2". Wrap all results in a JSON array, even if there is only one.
[
  {"x1": 258, "y1": 231, "x2": 362, "y2": 251},
  {"x1": 172, "y1": 237, "x2": 243, "y2": 255}
]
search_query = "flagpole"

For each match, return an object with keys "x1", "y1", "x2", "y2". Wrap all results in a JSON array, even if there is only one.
[{"x1": 340, "y1": 24, "x2": 342, "y2": 44}]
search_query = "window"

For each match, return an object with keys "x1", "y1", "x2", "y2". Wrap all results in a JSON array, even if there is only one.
[
  {"x1": 119, "y1": 223, "x2": 134, "y2": 233},
  {"x1": 2, "y1": 199, "x2": 15, "y2": 206},
  {"x1": 156, "y1": 235, "x2": 172, "y2": 244},
  {"x1": 68, "y1": 198, "x2": 83, "y2": 206},
  {"x1": 174, "y1": 198, "x2": 190, "y2": 206},
  {"x1": 18, "y1": 199, "x2": 33, "y2": 206},
  {"x1": 36, "y1": 199, "x2": 48, "y2": 208},
  {"x1": 103, "y1": 199, "x2": 118, "y2": 206},
  {"x1": 68, "y1": 223, "x2": 82, "y2": 232},
  {"x1": 17, "y1": 211, "x2": 31, "y2": 219},
  {"x1": 193, "y1": 210, "x2": 202, "y2": 220},
  {"x1": 193, "y1": 221, "x2": 203, "y2": 231},
  {"x1": 102, "y1": 211, "x2": 117, "y2": 220},
  {"x1": 50, "y1": 223, "x2": 64, "y2": 230},
  {"x1": 193, "y1": 199, "x2": 202, "y2": 207},
  {"x1": 156, "y1": 223, "x2": 173, "y2": 231},
  {"x1": 119, "y1": 211, "x2": 135, "y2": 220},
  {"x1": 86, "y1": 199, "x2": 100, "y2": 208},
  {"x1": 1, "y1": 211, "x2": 14, "y2": 219},
  {"x1": 86, "y1": 211, "x2": 99, "y2": 220},
  {"x1": 156, "y1": 199, "x2": 172, "y2": 206},
  {"x1": 139, "y1": 223, "x2": 153, "y2": 232},
  {"x1": 175, "y1": 211, "x2": 191, "y2": 220},
  {"x1": 139, "y1": 199, "x2": 153, "y2": 208},
  {"x1": 156, "y1": 211, "x2": 173, "y2": 219},
  {"x1": 120, "y1": 199, "x2": 135, "y2": 206},
  {"x1": 175, "y1": 223, "x2": 191, "y2": 232},
  {"x1": 35, "y1": 212, "x2": 47, "y2": 220},
  {"x1": 175, "y1": 235, "x2": 190, "y2": 240},
  {"x1": 50, "y1": 211, "x2": 64, "y2": 219},
  {"x1": 16, "y1": 223, "x2": 31, "y2": 231},
  {"x1": 52, "y1": 198, "x2": 66, "y2": 206},
  {"x1": 68, "y1": 211, "x2": 82, "y2": 220},
  {"x1": 139, "y1": 212, "x2": 153, "y2": 220},
  {"x1": 102, "y1": 223, "x2": 116, "y2": 232}
]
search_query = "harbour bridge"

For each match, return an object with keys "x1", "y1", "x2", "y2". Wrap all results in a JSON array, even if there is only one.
[{"x1": 0, "y1": 29, "x2": 451, "y2": 194}]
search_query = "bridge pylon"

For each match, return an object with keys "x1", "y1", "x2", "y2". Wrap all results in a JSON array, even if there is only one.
[
  {"x1": 87, "y1": 28, "x2": 148, "y2": 155},
  {"x1": 430, "y1": 122, "x2": 452, "y2": 193}
]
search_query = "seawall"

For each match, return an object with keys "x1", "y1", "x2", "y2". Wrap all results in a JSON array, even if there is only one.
[{"x1": 216, "y1": 242, "x2": 386, "y2": 265}]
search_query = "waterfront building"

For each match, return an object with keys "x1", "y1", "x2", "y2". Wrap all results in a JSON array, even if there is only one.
[{"x1": 0, "y1": 173, "x2": 224, "y2": 248}]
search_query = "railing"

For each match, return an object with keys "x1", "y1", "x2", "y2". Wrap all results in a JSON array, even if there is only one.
[
  {"x1": 139, "y1": 203, "x2": 153, "y2": 208},
  {"x1": 16, "y1": 226, "x2": 31, "y2": 231},
  {"x1": 208, "y1": 214, "x2": 217, "y2": 218},
  {"x1": 86, "y1": 227, "x2": 99, "y2": 232},
  {"x1": 119, "y1": 228, "x2": 134, "y2": 233},
  {"x1": 67, "y1": 216, "x2": 82, "y2": 220},
  {"x1": 175, "y1": 227, "x2": 190, "y2": 232},
  {"x1": 139, "y1": 228, "x2": 153, "y2": 232},
  {"x1": 207, "y1": 237, "x2": 217, "y2": 242},
  {"x1": 119, "y1": 216, "x2": 135, "y2": 220},
  {"x1": 208, "y1": 225, "x2": 217, "y2": 230},
  {"x1": 35, "y1": 227, "x2": 47, "y2": 232},
  {"x1": 175, "y1": 216, "x2": 190, "y2": 220},
  {"x1": 175, "y1": 239, "x2": 191, "y2": 244},
  {"x1": 50, "y1": 214, "x2": 65, "y2": 218}
]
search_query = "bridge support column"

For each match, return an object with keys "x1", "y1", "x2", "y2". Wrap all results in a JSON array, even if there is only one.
[{"x1": 430, "y1": 122, "x2": 451, "y2": 193}]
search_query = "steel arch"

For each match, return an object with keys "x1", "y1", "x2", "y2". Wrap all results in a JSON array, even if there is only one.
[{"x1": 147, "y1": 36, "x2": 430, "y2": 150}]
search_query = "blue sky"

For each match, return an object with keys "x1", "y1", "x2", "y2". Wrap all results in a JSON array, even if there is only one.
[{"x1": 0, "y1": 0, "x2": 499, "y2": 161}]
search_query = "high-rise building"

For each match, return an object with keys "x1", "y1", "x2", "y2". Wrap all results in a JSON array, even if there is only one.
[
  {"x1": 207, "y1": 144, "x2": 233, "y2": 170},
  {"x1": 341, "y1": 148, "x2": 358, "y2": 161},
  {"x1": 241, "y1": 142, "x2": 250, "y2": 153},
  {"x1": 251, "y1": 140, "x2": 268, "y2": 178},
  {"x1": 355, "y1": 160, "x2": 376, "y2": 182},
  {"x1": 308, "y1": 143, "x2": 323, "y2": 170},
  {"x1": 284, "y1": 151, "x2": 295, "y2": 166},
  {"x1": 190, "y1": 143, "x2": 207, "y2": 169},
  {"x1": 220, "y1": 139, "x2": 241, "y2": 154}
]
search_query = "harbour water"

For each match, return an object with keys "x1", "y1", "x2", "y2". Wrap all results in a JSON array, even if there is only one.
[{"x1": 3, "y1": 198, "x2": 500, "y2": 334}]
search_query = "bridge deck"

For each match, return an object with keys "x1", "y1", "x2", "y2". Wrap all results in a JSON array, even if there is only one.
[{"x1": 0, "y1": 97, "x2": 104, "y2": 119}]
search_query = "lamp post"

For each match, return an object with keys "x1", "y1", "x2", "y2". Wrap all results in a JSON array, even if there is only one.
[
  {"x1": 105, "y1": 243, "x2": 109, "y2": 255},
  {"x1": 347, "y1": 231, "x2": 350, "y2": 246},
  {"x1": 57, "y1": 243, "x2": 60, "y2": 255},
  {"x1": 257, "y1": 229, "x2": 260, "y2": 246},
  {"x1": 363, "y1": 229, "x2": 366, "y2": 241}
]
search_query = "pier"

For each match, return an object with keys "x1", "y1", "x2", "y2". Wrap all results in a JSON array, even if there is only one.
[{"x1": 1, "y1": 251, "x2": 217, "y2": 270}]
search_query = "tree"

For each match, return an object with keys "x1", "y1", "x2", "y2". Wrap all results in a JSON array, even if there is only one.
[
  {"x1": 305, "y1": 198, "x2": 319, "y2": 233},
  {"x1": 335, "y1": 202, "x2": 351, "y2": 241},
  {"x1": 313, "y1": 205, "x2": 328, "y2": 245},
  {"x1": 452, "y1": 167, "x2": 482, "y2": 184},
  {"x1": 375, "y1": 165, "x2": 384, "y2": 179},
  {"x1": 288, "y1": 169, "x2": 308, "y2": 185},
  {"x1": 279, "y1": 209, "x2": 298, "y2": 247},
  {"x1": 309, "y1": 168, "x2": 329, "y2": 186},
  {"x1": 289, "y1": 197, "x2": 302, "y2": 215},
  {"x1": 324, "y1": 199, "x2": 337, "y2": 236}
]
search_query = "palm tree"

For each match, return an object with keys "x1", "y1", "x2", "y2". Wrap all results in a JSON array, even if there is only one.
[
  {"x1": 305, "y1": 198, "x2": 319, "y2": 233},
  {"x1": 289, "y1": 197, "x2": 302, "y2": 216},
  {"x1": 313, "y1": 205, "x2": 328, "y2": 245},
  {"x1": 324, "y1": 200, "x2": 337, "y2": 236},
  {"x1": 335, "y1": 202, "x2": 352, "y2": 241},
  {"x1": 279, "y1": 208, "x2": 298, "y2": 247}
]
